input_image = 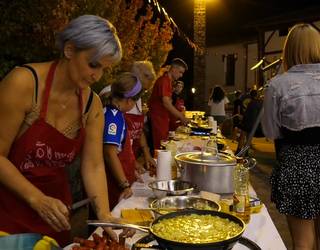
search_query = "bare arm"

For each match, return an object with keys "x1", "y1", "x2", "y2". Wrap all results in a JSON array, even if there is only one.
[
  {"x1": 103, "y1": 144, "x2": 127, "y2": 185},
  {"x1": 140, "y1": 132, "x2": 156, "y2": 169},
  {"x1": 162, "y1": 96, "x2": 188, "y2": 124},
  {"x1": 0, "y1": 67, "x2": 70, "y2": 231},
  {"x1": 103, "y1": 144, "x2": 133, "y2": 200},
  {"x1": 80, "y1": 94, "x2": 111, "y2": 218}
]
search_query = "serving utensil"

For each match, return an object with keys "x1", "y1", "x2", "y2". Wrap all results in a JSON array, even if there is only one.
[
  {"x1": 70, "y1": 197, "x2": 95, "y2": 210},
  {"x1": 87, "y1": 220, "x2": 150, "y2": 233}
]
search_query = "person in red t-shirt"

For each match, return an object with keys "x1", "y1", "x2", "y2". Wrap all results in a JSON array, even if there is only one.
[
  {"x1": 149, "y1": 58, "x2": 189, "y2": 150},
  {"x1": 169, "y1": 80, "x2": 186, "y2": 131}
]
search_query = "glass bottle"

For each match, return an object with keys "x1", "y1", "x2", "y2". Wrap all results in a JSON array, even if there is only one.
[
  {"x1": 233, "y1": 158, "x2": 251, "y2": 224},
  {"x1": 166, "y1": 140, "x2": 178, "y2": 179}
]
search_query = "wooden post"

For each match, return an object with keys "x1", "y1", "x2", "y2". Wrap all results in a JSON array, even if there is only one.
[{"x1": 194, "y1": 0, "x2": 206, "y2": 111}]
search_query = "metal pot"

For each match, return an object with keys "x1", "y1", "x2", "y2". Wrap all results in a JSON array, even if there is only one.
[
  {"x1": 148, "y1": 180, "x2": 195, "y2": 198},
  {"x1": 175, "y1": 151, "x2": 237, "y2": 194},
  {"x1": 149, "y1": 195, "x2": 221, "y2": 218}
]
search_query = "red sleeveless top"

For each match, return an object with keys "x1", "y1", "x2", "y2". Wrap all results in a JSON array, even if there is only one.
[{"x1": 0, "y1": 61, "x2": 85, "y2": 246}]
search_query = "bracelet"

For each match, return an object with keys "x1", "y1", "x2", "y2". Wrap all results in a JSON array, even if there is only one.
[{"x1": 119, "y1": 180, "x2": 130, "y2": 189}]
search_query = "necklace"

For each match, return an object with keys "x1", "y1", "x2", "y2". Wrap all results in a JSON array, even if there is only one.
[{"x1": 59, "y1": 91, "x2": 76, "y2": 109}]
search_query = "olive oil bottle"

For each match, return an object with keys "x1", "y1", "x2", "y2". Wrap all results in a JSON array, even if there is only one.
[{"x1": 233, "y1": 158, "x2": 251, "y2": 224}]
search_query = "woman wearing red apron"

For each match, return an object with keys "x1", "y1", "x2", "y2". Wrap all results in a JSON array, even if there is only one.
[
  {"x1": 129, "y1": 61, "x2": 157, "y2": 170},
  {"x1": 102, "y1": 73, "x2": 143, "y2": 209},
  {"x1": 99, "y1": 61, "x2": 157, "y2": 177},
  {"x1": 0, "y1": 15, "x2": 124, "y2": 246}
]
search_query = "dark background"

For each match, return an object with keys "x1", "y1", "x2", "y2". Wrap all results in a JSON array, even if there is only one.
[{"x1": 155, "y1": 0, "x2": 320, "y2": 109}]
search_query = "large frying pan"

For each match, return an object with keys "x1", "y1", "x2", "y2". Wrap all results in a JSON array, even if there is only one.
[
  {"x1": 88, "y1": 210, "x2": 261, "y2": 250},
  {"x1": 142, "y1": 209, "x2": 259, "y2": 250}
]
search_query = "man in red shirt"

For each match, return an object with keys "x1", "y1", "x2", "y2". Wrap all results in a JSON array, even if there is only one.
[
  {"x1": 149, "y1": 58, "x2": 189, "y2": 150},
  {"x1": 169, "y1": 80, "x2": 186, "y2": 131}
]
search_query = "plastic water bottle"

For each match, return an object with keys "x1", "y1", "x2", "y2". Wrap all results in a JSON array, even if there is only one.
[{"x1": 233, "y1": 158, "x2": 251, "y2": 223}]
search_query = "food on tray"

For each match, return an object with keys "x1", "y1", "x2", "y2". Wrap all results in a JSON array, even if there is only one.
[
  {"x1": 175, "y1": 126, "x2": 191, "y2": 134},
  {"x1": 152, "y1": 214, "x2": 242, "y2": 243},
  {"x1": 72, "y1": 232, "x2": 129, "y2": 250},
  {"x1": 121, "y1": 209, "x2": 153, "y2": 224},
  {"x1": 173, "y1": 133, "x2": 188, "y2": 141},
  {"x1": 219, "y1": 197, "x2": 263, "y2": 214}
]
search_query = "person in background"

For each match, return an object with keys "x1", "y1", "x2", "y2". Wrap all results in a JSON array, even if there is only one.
[
  {"x1": 102, "y1": 72, "x2": 143, "y2": 210},
  {"x1": 232, "y1": 90, "x2": 244, "y2": 141},
  {"x1": 149, "y1": 58, "x2": 189, "y2": 150},
  {"x1": 262, "y1": 23, "x2": 320, "y2": 250},
  {"x1": 169, "y1": 80, "x2": 185, "y2": 131},
  {"x1": 208, "y1": 85, "x2": 229, "y2": 125},
  {"x1": 0, "y1": 15, "x2": 124, "y2": 246},
  {"x1": 126, "y1": 61, "x2": 157, "y2": 174},
  {"x1": 99, "y1": 61, "x2": 157, "y2": 177},
  {"x1": 236, "y1": 89, "x2": 263, "y2": 153}
]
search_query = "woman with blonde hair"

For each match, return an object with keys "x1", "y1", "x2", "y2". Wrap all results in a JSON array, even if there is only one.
[{"x1": 262, "y1": 23, "x2": 320, "y2": 250}]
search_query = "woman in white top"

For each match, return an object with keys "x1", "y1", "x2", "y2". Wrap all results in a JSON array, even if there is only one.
[{"x1": 208, "y1": 86, "x2": 229, "y2": 125}]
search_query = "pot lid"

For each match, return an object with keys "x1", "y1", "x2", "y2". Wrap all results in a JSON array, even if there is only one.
[{"x1": 175, "y1": 151, "x2": 236, "y2": 166}]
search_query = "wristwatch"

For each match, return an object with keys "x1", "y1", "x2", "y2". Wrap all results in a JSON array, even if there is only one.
[{"x1": 119, "y1": 180, "x2": 130, "y2": 189}]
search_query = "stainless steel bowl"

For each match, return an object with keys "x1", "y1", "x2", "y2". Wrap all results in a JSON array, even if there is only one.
[
  {"x1": 148, "y1": 180, "x2": 196, "y2": 198},
  {"x1": 150, "y1": 196, "x2": 221, "y2": 216}
]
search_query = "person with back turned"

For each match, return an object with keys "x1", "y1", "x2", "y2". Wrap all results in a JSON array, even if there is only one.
[
  {"x1": 148, "y1": 58, "x2": 189, "y2": 150},
  {"x1": 262, "y1": 23, "x2": 320, "y2": 250}
]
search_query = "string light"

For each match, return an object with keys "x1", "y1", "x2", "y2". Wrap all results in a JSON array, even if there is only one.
[{"x1": 146, "y1": 0, "x2": 201, "y2": 51}]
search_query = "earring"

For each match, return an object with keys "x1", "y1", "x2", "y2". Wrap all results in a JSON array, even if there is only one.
[{"x1": 64, "y1": 43, "x2": 74, "y2": 59}]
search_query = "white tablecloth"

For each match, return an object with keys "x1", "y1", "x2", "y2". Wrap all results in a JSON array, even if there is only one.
[
  {"x1": 111, "y1": 171, "x2": 287, "y2": 250},
  {"x1": 112, "y1": 196, "x2": 286, "y2": 250},
  {"x1": 65, "y1": 173, "x2": 287, "y2": 250}
]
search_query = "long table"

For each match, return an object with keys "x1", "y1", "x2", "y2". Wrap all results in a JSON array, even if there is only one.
[
  {"x1": 108, "y1": 173, "x2": 287, "y2": 250},
  {"x1": 65, "y1": 135, "x2": 287, "y2": 250}
]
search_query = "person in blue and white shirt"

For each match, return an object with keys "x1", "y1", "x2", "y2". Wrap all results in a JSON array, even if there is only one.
[{"x1": 102, "y1": 72, "x2": 143, "y2": 209}]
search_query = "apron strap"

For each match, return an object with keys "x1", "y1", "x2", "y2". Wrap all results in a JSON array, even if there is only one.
[
  {"x1": 40, "y1": 61, "x2": 59, "y2": 118},
  {"x1": 78, "y1": 88, "x2": 84, "y2": 128},
  {"x1": 40, "y1": 61, "x2": 84, "y2": 129}
]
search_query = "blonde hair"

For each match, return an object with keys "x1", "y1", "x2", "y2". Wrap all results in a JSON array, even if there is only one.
[
  {"x1": 131, "y1": 61, "x2": 156, "y2": 89},
  {"x1": 282, "y1": 23, "x2": 320, "y2": 71}
]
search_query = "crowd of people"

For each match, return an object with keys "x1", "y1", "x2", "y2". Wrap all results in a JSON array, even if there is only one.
[{"x1": 0, "y1": 12, "x2": 319, "y2": 250}]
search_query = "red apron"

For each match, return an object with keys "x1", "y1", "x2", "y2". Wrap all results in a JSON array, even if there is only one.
[
  {"x1": 106, "y1": 129, "x2": 136, "y2": 210},
  {"x1": 124, "y1": 113, "x2": 144, "y2": 157},
  {"x1": 150, "y1": 112, "x2": 169, "y2": 150},
  {"x1": 169, "y1": 98, "x2": 185, "y2": 131},
  {"x1": 0, "y1": 61, "x2": 85, "y2": 247}
]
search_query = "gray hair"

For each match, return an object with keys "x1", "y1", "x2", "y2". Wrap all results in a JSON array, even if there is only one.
[{"x1": 56, "y1": 15, "x2": 122, "y2": 64}]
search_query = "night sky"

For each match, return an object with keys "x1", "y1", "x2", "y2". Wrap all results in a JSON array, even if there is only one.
[
  {"x1": 158, "y1": 0, "x2": 320, "y2": 46},
  {"x1": 155, "y1": 0, "x2": 320, "y2": 108}
]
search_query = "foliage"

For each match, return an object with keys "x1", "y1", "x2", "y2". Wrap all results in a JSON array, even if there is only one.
[{"x1": 0, "y1": 0, "x2": 174, "y2": 89}]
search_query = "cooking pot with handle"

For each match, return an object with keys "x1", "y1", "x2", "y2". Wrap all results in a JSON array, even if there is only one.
[{"x1": 175, "y1": 152, "x2": 256, "y2": 194}]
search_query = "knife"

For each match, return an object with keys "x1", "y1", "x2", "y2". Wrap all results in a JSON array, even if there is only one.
[{"x1": 70, "y1": 196, "x2": 96, "y2": 210}]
